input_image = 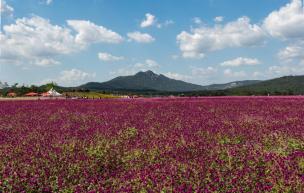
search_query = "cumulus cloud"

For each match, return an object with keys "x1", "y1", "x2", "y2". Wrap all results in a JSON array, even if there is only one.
[
  {"x1": 252, "y1": 71, "x2": 264, "y2": 78},
  {"x1": 191, "y1": 66, "x2": 217, "y2": 76},
  {"x1": 98, "y1": 52, "x2": 124, "y2": 62},
  {"x1": 263, "y1": 0, "x2": 304, "y2": 67},
  {"x1": 127, "y1": 31, "x2": 155, "y2": 43},
  {"x1": 192, "y1": 17, "x2": 203, "y2": 25},
  {"x1": 177, "y1": 17, "x2": 266, "y2": 59},
  {"x1": 164, "y1": 72, "x2": 191, "y2": 81},
  {"x1": 0, "y1": 0, "x2": 14, "y2": 16},
  {"x1": 278, "y1": 44, "x2": 304, "y2": 63},
  {"x1": 67, "y1": 20, "x2": 123, "y2": 45},
  {"x1": 134, "y1": 59, "x2": 160, "y2": 68},
  {"x1": 214, "y1": 16, "x2": 224, "y2": 23},
  {"x1": 272, "y1": 43, "x2": 304, "y2": 76},
  {"x1": 0, "y1": 16, "x2": 123, "y2": 67},
  {"x1": 58, "y1": 69, "x2": 96, "y2": 85},
  {"x1": 191, "y1": 66, "x2": 217, "y2": 77},
  {"x1": 220, "y1": 57, "x2": 261, "y2": 67},
  {"x1": 41, "y1": 69, "x2": 96, "y2": 86},
  {"x1": 140, "y1": 13, "x2": 156, "y2": 28},
  {"x1": 252, "y1": 62, "x2": 304, "y2": 79},
  {"x1": 35, "y1": 58, "x2": 61, "y2": 67},
  {"x1": 110, "y1": 68, "x2": 138, "y2": 77},
  {"x1": 223, "y1": 69, "x2": 247, "y2": 78},
  {"x1": 268, "y1": 64, "x2": 304, "y2": 76},
  {"x1": 110, "y1": 59, "x2": 160, "y2": 76},
  {"x1": 263, "y1": 0, "x2": 304, "y2": 40},
  {"x1": 156, "y1": 20, "x2": 174, "y2": 28},
  {"x1": 140, "y1": 13, "x2": 173, "y2": 28},
  {"x1": 0, "y1": 16, "x2": 78, "y2": 66}
]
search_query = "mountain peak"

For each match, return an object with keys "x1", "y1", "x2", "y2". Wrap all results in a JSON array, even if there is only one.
[
  {"x1": 81, "y1": 70, "x2": 205, "y2": 92},
  {"x1": 136, "y1": 70, "x2": 158, "y2": 76},
  {"x1": 135, "y1": 70, "x2": 160, "y2": 80}
]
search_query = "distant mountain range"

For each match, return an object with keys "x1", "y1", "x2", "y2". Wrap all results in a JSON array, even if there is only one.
[
  {"x1": 2, "y1": 71, "x2": 304, "y2": 95},
  {"x1": 204, "y1": 80, "x2": 261, "y2": 91},
  {"x1": 80, "y1": 70, "x2": 260, "y2": 92},
  {"x1": 80, "y1": 71, "x2": 204, "y2": 92},
  {"x1": 229, "y1": 75, "x2": 304, "y2": 95}
]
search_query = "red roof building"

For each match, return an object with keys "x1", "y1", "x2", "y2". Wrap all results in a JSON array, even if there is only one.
[
  {"x1": 7, "y1": 92, "x2": 17, "y2": 97},
  {"x1": 41, "y1": 92, "x2": 50, "y2": 97},
  {"x1": 25, "y1": 92, "x2": 38, "y2": 97}
]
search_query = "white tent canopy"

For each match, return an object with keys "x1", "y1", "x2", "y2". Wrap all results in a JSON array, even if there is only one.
[{"x1": 47, "y1": 88, "x2": 62, "y2": 97}]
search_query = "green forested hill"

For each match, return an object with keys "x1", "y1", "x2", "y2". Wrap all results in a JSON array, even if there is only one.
[{"x1": 229, "y1": 76, "x2": 304, "y2": 95}]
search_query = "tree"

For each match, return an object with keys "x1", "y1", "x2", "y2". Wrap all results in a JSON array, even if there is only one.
[
  {"x1": 12, "y1": 83, "x2": 18, "y2": 88},
  {"x1": 45, "y1": 82, "x2": 58, "y2": 91}
]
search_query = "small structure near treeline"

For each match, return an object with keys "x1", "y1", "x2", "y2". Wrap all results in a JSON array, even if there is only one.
[
  {"x1": 5, "y1": 88, "x2": 62, "y2": 98},
  {"x1": 7, "y1": 92, "x2": 17, "y2": 97},
  {"x1": 25, "y1": 92, "x2": 39, "y2": 97},
  {"x1": 43, "y1": 88, "x2": 62, "y2": 97}
]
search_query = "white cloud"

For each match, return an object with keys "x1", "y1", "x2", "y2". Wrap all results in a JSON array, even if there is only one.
[
  {"x1": 109, "y1": 69, "x2": 136, "y2": 77},
  {"x1": 253, "y1": 62, "x2": 304, "y2": 78},
  {"x1": 140, "y1": 13, "x2": 173, "y2": 28},
  {"x1": 223, "y1": 69, "x2": 247, "y2": 78},
  {"x1": 263, "y1": 0, "x2": 304, "y2": 67},
  {"x1": 0, "y1": 16, "x2": 79, "y2": 66},
  {"x1": 263, "y1": 0, "x2": 304, "y2": 40},
  {"x1": 41, "y1": 69, "x2": 96, "y2": 86},
  {"x1": 46, "y1": 0, "x2": 53, "y2": 5},
  {"x1": 278, "y1": 44, "x2": 304, "y2": 64},
  {"x1": 177, "y1": 17, "x2": 266, "y2": 59},
  {"x1": 35, "y1": 58, "x2": 61, "y2": 67},
  {"x1": 252, "y1": 71, "x2": 264, "y2": 78},
  {"x1": 191, "y1": 66, "x2": 217, "y2": 76},
  {"x1": 0, "y1": 0, "x2": 14, "y2": 16},
  {"x1": 140, "y1": 13, "x2": 156, "y2": 28},
  {"x1": 214, "y1": 16, "x2": 224, "y2": 23},
  {"x1": 220, "y1": 57, "x2": 261, "y2": 67},
  {"x1": 157, "y1": 20, "x2": 174, "y2": 28},
  {"x1": 134, "y1": 59, "x2": 160, "y2": 68},
  {"x1": 268, "y1": 64, "x2": 304, "y2": 76},
  {"x1": 181, "y1": 51, "x2": 205, "y2": 59},
  {"x1": 58, "y1": 69, "x2": 96, "y2": 86},
  {"x1": 127, "y1": 31, "x2": 155, "y2": 43},
  {"x1": 164, "y1": 72, "x2": 191, "y2": 81},
  {"x1": 263, "y1": 0, "x2": 304, "y2": 68},
  {"x1": 110, "y1": 59, "x2": 160, "y2": 76},
  {"x1": 0, "y1": 16, "x2": 123, "y2": 67},
  {"x1": 98, "y1": 52, "x2": 124, "y2": 62},
  {"x1": 192, "y1": 17, "x2": 203, "y2": 25},
  {"x1": 67, "y1": 20, "x2": 123, "y2": 45}
]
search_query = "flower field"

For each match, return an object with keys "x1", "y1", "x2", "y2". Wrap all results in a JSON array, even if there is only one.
[{"x1": 0, "y1": 97, "x2": 303, "y2": 192}]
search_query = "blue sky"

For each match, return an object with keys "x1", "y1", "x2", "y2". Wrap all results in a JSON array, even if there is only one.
[{"x1": 1, "y1": 0, "x2": 304, "y2": 86}]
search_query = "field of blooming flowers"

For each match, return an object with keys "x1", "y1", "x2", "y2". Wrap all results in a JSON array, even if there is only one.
[{"x1": 0, "y1": 97, "x2": 303, "y2": 192}]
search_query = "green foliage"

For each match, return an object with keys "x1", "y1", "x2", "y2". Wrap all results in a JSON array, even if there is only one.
[
  {"x1": 45, "y1": 82, "x2": 58, "y2": 90},
  {"x1": 298, "y1": 158, "x2": 304, "y2": 173},
  {"x1": 118, "y1": 127, "x2": 138, "y2": 141},
  {"x1": 262, "y1": 132, "x2": 304, "y2": 156},
  {"x1": 64, "y1": 91, "x2": 118, "y2": 99},
  {"x1": 218, "y1": 135, "x2": 244, "y2": 145},
  {"x1": 86, "y1": 128, "x2": 139, "y2": 174}
]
